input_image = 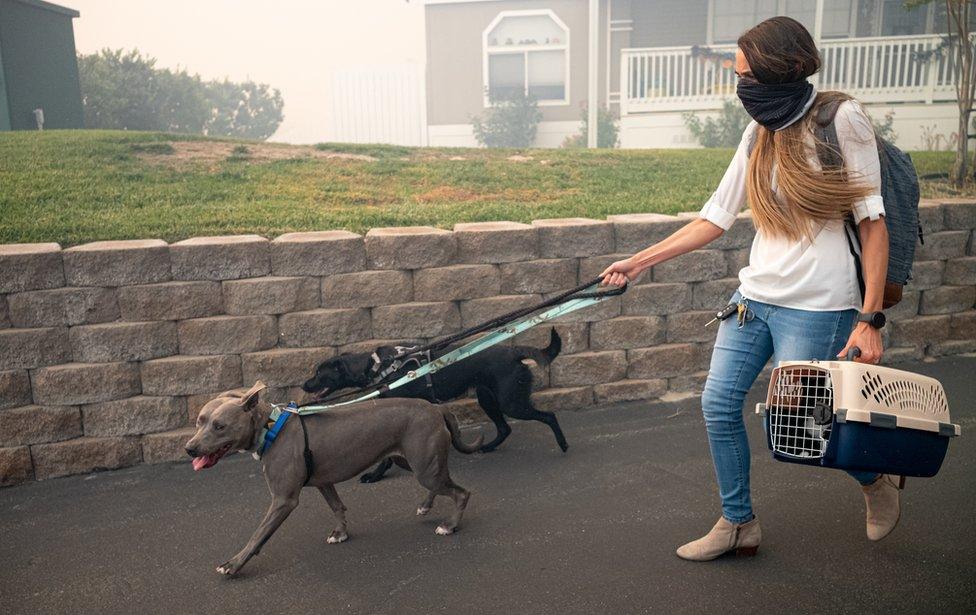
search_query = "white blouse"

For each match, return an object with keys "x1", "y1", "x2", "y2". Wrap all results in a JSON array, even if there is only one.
[{"x1": 698, "y1": 100, "x2": 885, "y2": 312}]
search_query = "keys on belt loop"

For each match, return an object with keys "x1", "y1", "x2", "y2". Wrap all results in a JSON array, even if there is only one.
[{"x1": 736, "y1": 298, "x2": 754, "y2": 329}]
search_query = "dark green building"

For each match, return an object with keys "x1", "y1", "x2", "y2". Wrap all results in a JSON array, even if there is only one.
[{"x1": 0, "y1": 0, "x2": 82, "y2": 131}]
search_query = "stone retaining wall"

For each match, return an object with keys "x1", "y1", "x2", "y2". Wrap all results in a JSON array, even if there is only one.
[{"x1": 2, "y1": 200, "x2": 975, "y2": 486}]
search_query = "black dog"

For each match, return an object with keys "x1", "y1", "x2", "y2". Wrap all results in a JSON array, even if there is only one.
[{"x1": 302, "y1": 329, "x2": 566, "y2": 482}]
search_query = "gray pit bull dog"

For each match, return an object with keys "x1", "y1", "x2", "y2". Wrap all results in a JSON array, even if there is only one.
[{"x1": 184, "y1": 381, "x2": 483, "y2": 576}]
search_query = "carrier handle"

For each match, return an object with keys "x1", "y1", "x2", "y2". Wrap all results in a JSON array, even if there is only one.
[{"x1": 846, "y1": 346, "x2": 862, "y2": 362}]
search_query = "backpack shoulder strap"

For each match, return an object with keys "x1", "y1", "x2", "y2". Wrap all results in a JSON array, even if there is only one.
[{"x1": 813, "y1": 97, "x2": 846, "y2": 170}]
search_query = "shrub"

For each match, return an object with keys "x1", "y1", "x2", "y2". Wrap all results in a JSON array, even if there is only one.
[
  {"x1": 683, "y1": 100, "x2": 751, "y2": 148},
  {"x1": 562, "y1": 105, "x2": 620, "y2": 148},
  {"x1": 872, "y1": 110, "x2": 897, "y2": 142},
  {"x1": 471, "y1": 91, "x2": 542, "y2": 148}
]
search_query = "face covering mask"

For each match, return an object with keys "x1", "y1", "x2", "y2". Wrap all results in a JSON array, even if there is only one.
[{"x1": 736, "y1": 76, "x2": 815, "y2": 131}]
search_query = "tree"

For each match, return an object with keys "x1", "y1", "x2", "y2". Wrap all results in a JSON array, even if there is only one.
[
  {"x1": 908, "y1": 1, "x2": 976, "y2": 185},
  {"x1": 77, "y1": 48, "x2": 284, "y2": 140}
]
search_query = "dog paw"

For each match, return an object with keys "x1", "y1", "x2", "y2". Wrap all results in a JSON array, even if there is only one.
[
  {"x1": 359, "y1": 473, "x2": 382, "y2": 484},
  {"x1": 478, "y1": 446, "x2": 497, "y2": 454},
  {"x1": 559, "y1": 443, "x2": 569, "y2": 453},
  {"x1": 416, "y1": 506, "x2": 430, "y2": 516},
  {"x1": 326, "y1": 531, "x2": 348, "y2": 544},
  {"x1": 435, "y1": 525, "x2": 455, "y2": 536},
  {"x1": 216, "y1": 561, "x2": 240, "y2": 576}
]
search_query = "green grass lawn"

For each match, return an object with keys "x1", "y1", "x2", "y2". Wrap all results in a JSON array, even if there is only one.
[{"x1": 0, "y1": 130, "x2": 968, "y2": 246}]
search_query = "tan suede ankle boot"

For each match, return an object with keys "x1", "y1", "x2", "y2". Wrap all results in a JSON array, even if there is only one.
[
  {"x1": 676, "y1": 516, "x2": 761, "y2": 561},
  {"x1": 863, "y1": 474, "x2": 905, "y2": 541}
]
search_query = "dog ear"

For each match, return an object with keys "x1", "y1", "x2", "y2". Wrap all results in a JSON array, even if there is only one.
[{"x1": 239, "y1": 381, "x2": 267, "y2": 411}]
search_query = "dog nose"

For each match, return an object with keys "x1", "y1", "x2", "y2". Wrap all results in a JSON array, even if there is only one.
[{"x1": 185, "y1": 446, "x2": 199, "y2": 457}]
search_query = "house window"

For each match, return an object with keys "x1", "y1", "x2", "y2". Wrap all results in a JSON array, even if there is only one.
[
  {"x1": 483, "y1": 10, "x2": 569, "y2": 105},
  {"x1": 821, "y1": 0, "x2": 856, "y2": 39},
  {"x1": 711, "y1": 0, "x2": 849, "y2": 43}
]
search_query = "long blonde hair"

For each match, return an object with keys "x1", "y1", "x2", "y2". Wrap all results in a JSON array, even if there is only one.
[{"x1": 739, "y1": 19, "x2": 875, "y2": 241}]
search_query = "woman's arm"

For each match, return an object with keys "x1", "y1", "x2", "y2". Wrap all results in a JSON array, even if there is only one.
[
  {"x1": 837, "y1": 218, "x2": 888, "y2": 363},
  {"x1": 600, "y1": 219, "x2": 724, "y2": 286}
]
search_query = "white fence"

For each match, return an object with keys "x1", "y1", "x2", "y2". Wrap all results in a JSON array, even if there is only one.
[
  {"x1": 620, "y1": 34, "x2": 963, "y2": 115},
  {"x1": 327, "y1": 64, "x2": 426, "y2": 145}
]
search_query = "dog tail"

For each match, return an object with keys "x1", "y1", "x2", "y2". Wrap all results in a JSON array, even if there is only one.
[
  {"x1": 442, "y1": 412, "x2": 483, "y2": 454},
  {"x1": 518, "y1": 328, "x2": 562, "y2": 367}
]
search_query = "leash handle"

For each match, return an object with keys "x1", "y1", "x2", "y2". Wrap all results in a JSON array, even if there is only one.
[{"x1": 846, "y1": 346, "x2": 862, "y2": 362}]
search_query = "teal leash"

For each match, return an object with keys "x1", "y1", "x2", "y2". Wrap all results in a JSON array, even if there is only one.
[{"x1": 271, "y1": 281, "x2": 622, "y2": 418}]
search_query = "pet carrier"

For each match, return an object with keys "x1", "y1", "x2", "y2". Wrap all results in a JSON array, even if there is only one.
[{"x1": 755, "y1": 360, "x2": 959, "y2": 477}]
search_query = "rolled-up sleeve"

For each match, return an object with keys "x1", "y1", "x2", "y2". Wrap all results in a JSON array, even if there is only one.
[
  {"x1": 698, "y1": 122, "x2": 755, "y2": 231},
  {"x1": 835, "y1": 100, "x2": 885, "y2": 223}
]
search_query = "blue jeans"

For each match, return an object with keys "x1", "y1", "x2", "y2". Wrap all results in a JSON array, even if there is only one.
[{"x1": 701, "y1": 292, "x2": 879, "y2": 524}]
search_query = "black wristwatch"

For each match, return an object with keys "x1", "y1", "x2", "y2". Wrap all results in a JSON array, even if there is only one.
[{"x1": 857, "y1": 311, "x2": 886, "y2": 329}]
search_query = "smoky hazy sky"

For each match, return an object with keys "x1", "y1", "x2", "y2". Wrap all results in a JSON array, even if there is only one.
[{"x1": 68, "y1": 0, "x2": 425, "y2": 143}]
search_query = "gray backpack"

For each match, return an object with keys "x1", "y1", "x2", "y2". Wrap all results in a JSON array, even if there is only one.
[{"x1": 812, "y1": 97, "x2": 921, "y2": 308}]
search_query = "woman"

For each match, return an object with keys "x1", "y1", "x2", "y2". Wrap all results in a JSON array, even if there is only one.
[{"x1": 601, "y1": 16, "x2": 903, "y2": 561}]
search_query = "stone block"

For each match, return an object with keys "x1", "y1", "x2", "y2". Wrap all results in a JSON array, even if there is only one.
[
  {"x1": 532, "y1": 218, "x2": 613, "y2": 257},
  {"x1": 0, "y1": 405, "x2": 81, "y2": 447},
  {"x1": 7, "y1": 287, "x2": 118, "y2": 328},
  {"x1": 223, "y1": 276, "x2": 319, "y2": 315},
  {"x1": 511, "y1": 322, "x2": 589, "y2": 355},
  {"x1": 578, "y1": 254, "x2": 653, "y2": 286},
  {"x1": 941, "y1": 199, "x2": 976, "y2": 230},
  {"x1": 141, "y1": 355, "x2": 241, "y2": 396},
  {"x1": 628, "y1": 344, "x2": 699, "y2": 379},
  {"x1": 885, "y1": 290, "x2": 920, "y2": 321},
  {"x1": 917, "y1": 199, "x2": 945, "y2": 233},
  {"x1": 552, "y1": 295, "x2": 622, "y2": 324},
  {"x1": 70, "y1": 321, "x2": 178, "y2": 363},
  {"x1": 242, "y1": 347, "x2": 335, "y2": 387},
  {"x1": 725, "y1": 248, "x2": 751, "y2": 276},
  {"x1": 550, "y1": 350, "x2": 627, "y2": 387},
  {"x1": 271, "y1": 230, "x2": 366, "y2": 276},
  {"x1": 0, "y1": 243, "x2": 64, "y2": 293},
  {"x1": 0, "y1": 296, "x2": 7, "y2": 329},
  {"x1": 498, "y1": 259, "x2": 578, "y2": 294},
  {"x1": 0, "y1": 446, "x2": 33, "y2": 486},
  {"x1": 178, "y1": 315, "x2": 278, "y2": 355},
  {"x1": 915, "y1": 231, "x2": 968, "y2": 261},
  {"x1": 31, "y1": 436, "x2": 142, "y2": 480},
  {"x1": 590, "y1": 316, "x2": 665, "y2": 350},
  {"x1": 928, "y1": 339, "x2": 976, "y2": 357},
  {"x1": 668, "y1": 371, "x2": 710, "y2": 395},
  {"x1": 0, "y1": 327, "x2": 70, "y2": 370},
  {"x1": 593, "y1": 379, "x2": 668, "y2": 405},
  {"x1": 906, "y1": 261, "x2": 944, "y2": 291},
  {"x1": 321, "y1": 270, "x2": 412, "y2": 308},
  {"x1": 691, "y1": 278, "x2": 741, "y2": 310},
  {"x1": 0, "y1": 370, "x2": 31, "y2": 410},
  {"x1": 949, "y1": 311, "x2": 976, "y2": 340},
  {"x1": 31, "y1": 362, "x2": 141, "y2": 405},
  {"x1": 117, "y1": 281, "x2": 222, "y2": 321},
  {"x1": 919, "y1": 286, "x2": 975, "y2": 315},
  {"x1": 944, "y1": 257, "x2": 976, "y2": 286},
  {"x1": 373, "y1": 302, "x2": 461, "y2": 339},
  {"x1": 364, "y1": 226, "x2": 456, "y2": 269},
  {"x1": 414, "y1": 265, "x2": 500, "y2": 301},
  {"x1": 459, "y1": 295, "x2": 541, "y2": 328},
  {"x1": 888, "y1": 315, "x2": 951, "y2": 348},
  {"x1": 970, "y1": 230, "x2": 976, "y2": 256},
  {"x1": 279, "y1": 308, "x2": 371, "y2": 347},
  {"x1": 880, "y1": 345, "x2": 924, "y2": 364},
  {"x1": 63, "y1": 239, "x2": 170, "y2": 286},
  {"x1": 531, "y1": 386, "x2": 593, "y2": 413},
  {"x1": 667, "y1": 311, "x2": 719, "y2": 343},
  {"x1": 142, "y1": 427, "x2": 197, "y2": 464},
  {"x1": 83, "y1": 396, "x2": 186, "y2": 437},
  {"x1": 170, "y1": 235, "x2": 270, "y2": 280},
  {"x1": 607, "y1": 213, "x2": 685, "y2": 254},
  {"x1": 622, "y1": 283, "x2": 692, "y2": 316},
  {"x1": 653, "y1": 250, "x2": 726, "y2": 282},
  {"x1": 454, "y1": 221, "x2": 538, "y2": 263}
]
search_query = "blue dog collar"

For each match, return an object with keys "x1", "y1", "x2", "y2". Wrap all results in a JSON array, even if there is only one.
[{"x1": 255, "y1": 402, "x2": 297, "y2": 459}]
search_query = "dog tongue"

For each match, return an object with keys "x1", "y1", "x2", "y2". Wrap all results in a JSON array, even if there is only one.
[{"x1": 192, "y1": 455, "x2": 213, "y2": 471}]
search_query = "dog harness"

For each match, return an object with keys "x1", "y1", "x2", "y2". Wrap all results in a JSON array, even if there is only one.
[{"x1": 254, "y1": 402, "x2": 315, "y2": 485}]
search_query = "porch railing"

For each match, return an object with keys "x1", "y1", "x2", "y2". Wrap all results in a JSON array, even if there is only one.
[{"x1": 620, "y1": 34, "x2": 962, "y2": 116}]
